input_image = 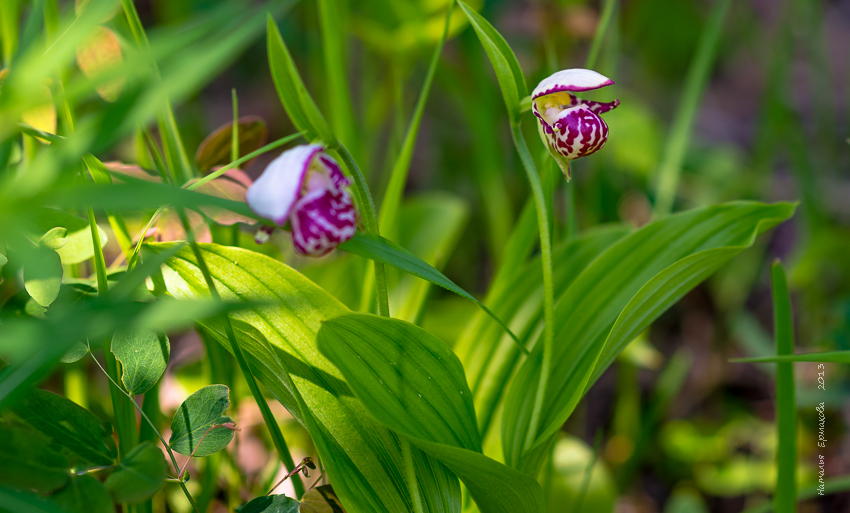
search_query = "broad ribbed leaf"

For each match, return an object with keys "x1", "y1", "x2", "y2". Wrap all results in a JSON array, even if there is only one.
[
  {"x1": 456, "y1": 226, "x2": 630, "y2": 436},
  {"x1": 318, "y1": 314, "x2": 544, "y2": 513},
  {"x1": 147, "y1": 242, "x2": 459, "y2": 513},
  {"x1": 502, "y1": 202, "x2": 795, "y2": 474},
  {"x1": 457, "y1": 1, "x2": 527, "y2": 122}
]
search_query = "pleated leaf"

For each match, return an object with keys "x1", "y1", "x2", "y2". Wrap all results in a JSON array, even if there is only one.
[
  {"x1": 502, "y1": 202, "x2": 795, "y2": 475},
  {"x1": 318, "y1": 314, "x2": 545, "y2": 513},
  {"x1": 147, "y1": 242, "x2": 460, "y2": 513}
]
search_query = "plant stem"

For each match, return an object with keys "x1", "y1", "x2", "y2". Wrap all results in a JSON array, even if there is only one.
[
  {"x1": 336, "y1": 144, "x2": 390, "y2": 317},
  {"x1": 88, "y1": 350, "x2": 201, "y2": 513},
  {"x1": 176, "y1": 208, "x2": 305, "y2": 498},
  {"x1": 378, "y1": 0, "x2": 454, "y2": 239},
  {"x1": 772, "y1": 260, "x2": 797, "y2": 513},
  {"x1": 509, "y1": 124, "x2": 555, "y2": 453},
  {"x1": 585, "y1": 0, "x2": 616, "y2": 70}
]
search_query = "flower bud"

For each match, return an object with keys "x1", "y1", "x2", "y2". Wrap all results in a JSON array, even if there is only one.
[
  {"x1": 532, "y1": 69, "x2": 619, "y2": 180},
  {"x1": 246, "y1": 144, "x2": 357, "y2": 256}
]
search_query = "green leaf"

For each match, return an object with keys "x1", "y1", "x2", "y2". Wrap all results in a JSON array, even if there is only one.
[
  {"x1": 457, "y1": 1, "x2": 527, "y2": 122},
  {"x1": 169, "y1": 384, "x2": 236, "y2": 457},
  {"x1": 317, "y1": 314, "x2": 545, "y2": 513},
  {"x1": 457, "y1": 225, "x2": 630, "y2": 436},
  {"x1": 0, "y1": 250, "x2": 7, "y2": 269},
  {"x1": 38, "y1": 227, "x2": 68, "y2": 250},
  {"x1": 732, "y1": 351, "x2": 850, "y2": 364},
  {"x1": 196, "y1": 116, "x2": 268, "y2": 173},
  {"x1": 391, "y1": 194, "x2": 470, "y2": 323},
  {"x1": 239, "y1": 494, "x2": 300, "y2": 513},
  {"x1": 24, "y1": 245, "x2": 63, "y2": 307},
  {"x1": 148, "y1": 242, "x2": 457, "y2": 513},
  {"x1": 10, "y1": 388, "x2": 115, "y2": 465},
  {"x1": 300, "y1": 485, "x2": 347, "y2": 513},
  {"x1": 318, "y1": 314, "x2": 480, "y2": 451},
  {"x1": 267, "y1": 15, "x2": 334, "y2": 145},
  {"x1": 60, "y1": 341, "x2": 89, "y2": 364},
  {"x1": 502, "y1": 202, "x2": 796, "y2": 474},
  {"x1": 111, "y1": 330, "x2": 170, "y2": 395},
  {"x1": 32, "y1": 208, "x2": 108, "y2": 265},
  {"x1": 103, "y1": 442, "x2": 166, "y2": 504},
  {"x1": 51, "y1": 475, "x2": 115, "y2": 513},
  {"x1": 771, "y1": 261, "x2": 797, "y2": 512},
  {"x1": 0, "y1": 425, "x2": 70, "y2": 493},
  {"x1": 339, "y1": 232, "x2": 522, "y2": 351}
]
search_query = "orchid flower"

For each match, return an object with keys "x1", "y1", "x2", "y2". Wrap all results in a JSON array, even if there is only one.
[
  {"x1": 532, "y1": 68, "x2": 620, "y2": 181},
  {"x1": 246, "y1": 144, "x2": 357, "y2": 256}
]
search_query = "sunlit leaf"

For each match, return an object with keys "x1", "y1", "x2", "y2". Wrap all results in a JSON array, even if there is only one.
[
  {"x1": 24, "y1": 246, "x2": 63, "y2": 307},
  {"x1": 317, "y1": 313, "x2": 544, "y2": 513},
  {"x1": 239, "y1": 494, "x2": 300, "y2": 513},
  {"x1": 111, "y1": 329, "x2": 170, "y2": 395},
  {"x1": 149, "y1": 242, "x2": 457, "y2": 513},
  {"x1": 76, "y1": 26, "x2": 124, "y2": 102},
  {"x1": 169, "y1": 384, "x2": 236, "y2": 457},
  {"x1": 21, "y1": 85, "x2": 57, "y2": 141},
  {"x1": 32, "y1": 208, "x2": 108, "y2": 265},
  {"x1": 300, "y1": 485, "x2": 347, "y2": 513},
  {"x1": 503, "y1": 202, "x2": 795, "y2": 474}
]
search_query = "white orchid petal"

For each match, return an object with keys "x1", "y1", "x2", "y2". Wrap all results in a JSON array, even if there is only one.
[
  {"x1": 532, "y1": 68, "x2": 614, "y2": 100},
  {"x1": 246, "y1": 143, "x2": 323, "y2": 226}
]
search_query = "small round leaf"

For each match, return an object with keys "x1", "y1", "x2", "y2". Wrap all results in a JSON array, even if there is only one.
[{"x1": 169, "y1": 384, "x2": 236, "y2": 457}]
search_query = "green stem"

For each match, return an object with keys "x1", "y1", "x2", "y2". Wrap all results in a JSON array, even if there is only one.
[
  {"x1": 231, "y1": 89, "x2": 239, "y2": 162},
  {"x1": 377, "y1": 0, "x2": 454, "y2": 238},
  {"x1": 187, "y1": 131, "x2": 304, "y2": 191},
  {"x1": 176, "y1": 208, "x2": 305, "y2": 498},
  {"x1": 336, "y1": 144, "x2": 390, "y2": 317},
  {"x1": 585, "y1": 0, "x2": 616, "y2": 70},
  {"x1": 509, "y1": 124, "x2": 555, "y2": 453},
  {"x1": 87, "y1": 349, "x2": 201, "y2": 513},
  {"x1": 771, "y1": 260, "x2": 797, "y2": 513},
  {"x1": 84, "y1": 172, "x2": 139, "y2": 462}
]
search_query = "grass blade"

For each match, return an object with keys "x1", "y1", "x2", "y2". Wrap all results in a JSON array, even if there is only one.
[
  {"x1": 771, "y1": 260, "x2": 797, "y2": 513},
  {"x1": 654, "y1": 0, "x2": 732, "y2": 215}
]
